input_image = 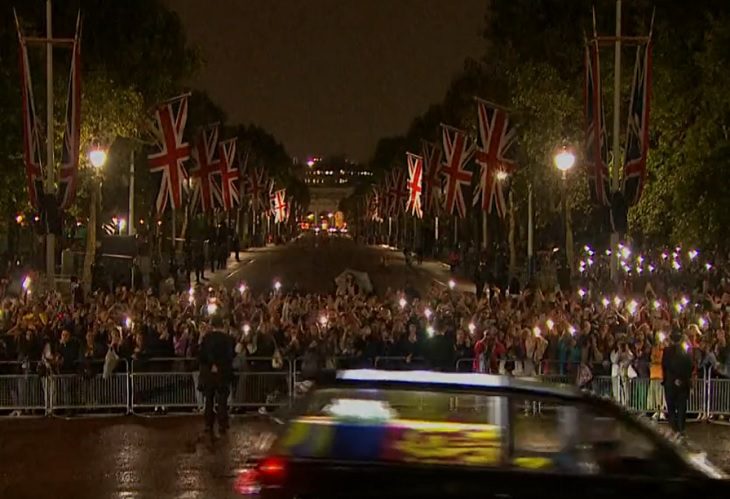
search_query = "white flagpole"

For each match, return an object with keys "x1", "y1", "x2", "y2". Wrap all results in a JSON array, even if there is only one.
[
  {"x1": 45, "y1": 0, "x2": 55, "y2": 287},
  {"x1": 610, "y1": 0, "x2": 622, "y2": 283}
]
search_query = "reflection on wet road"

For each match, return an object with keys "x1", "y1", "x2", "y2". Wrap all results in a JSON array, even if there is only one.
[
  {"x1": 0, "y1": 416, "x2": 271, "y2": 499},
  {"x1": 2, "y1": 416, "x2": 730, "y2": 498}
]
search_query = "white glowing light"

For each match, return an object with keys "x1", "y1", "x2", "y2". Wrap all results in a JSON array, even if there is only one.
[
  {"x1": 21, "y1": 276, "x2": 31, "y2": 291},
  {"x1": 648, "y1": 264, "x2": 655, "y2": 273},
  {"x1": 605, "y1": 249, "x2": 612, "y2": 256},
  {"x1": 682, "y1": 342, "x2": 691, "y2": 353},
  {"x1": 239, "y1": 283, "x2": 247, "y2": 294},
  {"x1": 637, "y1": 255, "x2": 644, "y2": 265},
  {"x1": 584, "y1": 245, "x2": 591, "y2": 252},
  {"x1": 681, "y1": 296, "x2": 689, "y2": 306},
  {"x1": 319, "y1": 315, "x2": 328, "y2": 326},
  {"x1": 672, "y1": 260, "x2": 682, "y2": 271},
  {"x1": 207, "y1": 303, "x2": 218, "y2": 315},
  {"x1": 578, "y1": 289, "x2": 586, "y2": 298},
  {"x1": 468, "y1": 322, "x2": 476, "y2": 333},
  {"x1": 532, "y1": 326, "x2": 541, "y2": 337},
  {"x1": 324, "y1": 398, "x2": 397, "y2": 420},
  {"x1": 448, "y1": 279, "x2": 456, "y2": 290},
  {"x1": 627, "y1": 300, "x2": 638, "y2": 315},
  {"x1": 546, "y1": 319, "x2": 555, "y2": 331},
  {"x1": 699, "y1": 317, "x2": 708, "y2": 329},
  {"x1": 399, "y1": 298, "x2": 407, "y2": 309},
  {"x1": 243, "y1": 324, "x2": 251, "y2": 335},
  {"x1": 613, "y1": 295, "x2": 622, "y2": 307},
  {"x1": 620, "y1": 246, "x2": 631, "y2": 259},
  {"x1": 424, "y1": 308, "x2": 432, "y2": 319},
  {"x1": 661, "y1": 252, "x2": 668, "y2": 260},
  {"x1": 675, "y1": 302, "x2": 684, "y2": 313},
  {"x1": 427, "y1": 325, "x2": 435, "y2": 337},
  {"x1": 568, "y1": 325, "x2": 576, "y2": 336},
  {"x1": 653, "y1": 300, "x2": 661, "y2": 310},
  {"x1": 124, "y1": 317, "x2": 132, "y2": 329},
  {"x1": 705, "y1": 262, "x2": 713, "y2": 271},
  {"x1": 688, "y1": 249, "x2": 699, "y2": 260},
  {"x1": 586, "y1": 257, "x2": 594, "y2": 266},
  {"x1": 274, "y1": 280, "x2": 282, "y2": 291},
  {"x1": 658, "y1": 332, "x2": 666, "y2": 343},
  {"x1": 602, "y1": 297, "x2": 610, "y2": 308},
  {"x1": 338, "y1": 369, "x2": 512, "y2": 388}
]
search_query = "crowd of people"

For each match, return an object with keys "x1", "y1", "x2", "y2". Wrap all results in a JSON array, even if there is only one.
[{"x1": 0, "y1": 242, "x2": 728, "y2": 423}]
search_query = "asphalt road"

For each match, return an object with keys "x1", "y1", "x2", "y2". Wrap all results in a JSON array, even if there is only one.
[
  {"x1": 2, "y1": 415, "x2": 730, "y2": 499},
  {"x1": 209, "y1": 233, "x2": 447, "y2": 295}
]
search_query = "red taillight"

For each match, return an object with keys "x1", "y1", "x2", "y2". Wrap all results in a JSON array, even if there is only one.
[{"x1": 258, "y1": 456, "x2": 287, "y2": 481}]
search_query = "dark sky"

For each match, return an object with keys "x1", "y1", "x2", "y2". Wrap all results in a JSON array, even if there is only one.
[{"x1": 167, "y1": 0, "x2": 487, "y2": 163}]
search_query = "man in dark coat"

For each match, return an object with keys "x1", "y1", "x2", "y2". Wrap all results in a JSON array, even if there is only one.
[
  {"x1": 198, "y1": 316, "x2": 236, "y2": 435},
  {"x1": 662, "y1": 330, "x2": 693, "y2": 436}
]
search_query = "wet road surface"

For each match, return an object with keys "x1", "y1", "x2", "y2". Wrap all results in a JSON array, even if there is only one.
[
  {"x1": 211, "y1": 234, "x2": 446, "y2": 295},
  {"x1": 2, "y1": 415, "x2": 730, "y2": 499}
]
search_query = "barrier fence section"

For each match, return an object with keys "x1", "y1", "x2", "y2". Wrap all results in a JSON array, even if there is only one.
[{"x1": 0, "y1": 355, "x2": 729, "y2": 419}]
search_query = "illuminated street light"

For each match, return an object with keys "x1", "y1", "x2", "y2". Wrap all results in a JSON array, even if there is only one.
[
  {"x1": 88, "y1": 147, "x2": 108, "y2": 169},
  {"x1": 553, "y1": 147, "x2": 576, "y2": 173}
]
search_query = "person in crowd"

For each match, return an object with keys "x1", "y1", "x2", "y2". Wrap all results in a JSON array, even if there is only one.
[
  {"x1": 663, "y1": 330, "x2": 693, "y2": 437},
  {"x1": 198, "y1": 316, "x2": 235, "y2": 436}
]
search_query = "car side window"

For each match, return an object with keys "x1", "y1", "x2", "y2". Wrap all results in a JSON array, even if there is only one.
[{"x1": 510, "y1": 396, "x2": 683, "y2": 477}]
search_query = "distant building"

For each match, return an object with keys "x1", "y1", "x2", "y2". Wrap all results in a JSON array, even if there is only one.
[{"x1": 304, "y1": 156, "x2": 372, "y2": 224}]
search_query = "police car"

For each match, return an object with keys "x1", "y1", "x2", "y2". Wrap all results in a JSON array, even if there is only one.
[{"x1": 235, "y1": 370, "x2": 726, "y2": 499}]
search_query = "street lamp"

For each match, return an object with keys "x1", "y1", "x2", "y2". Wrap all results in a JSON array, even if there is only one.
[
  {"x1": 553, "y1": 146, "x2": 576, "y2": 275},
  {"x1": 83, "y1": 147, "x2": 108, "y2": 291},
  {"x1": 89, "y1": 147, "x2": 107, "y2": 169}
]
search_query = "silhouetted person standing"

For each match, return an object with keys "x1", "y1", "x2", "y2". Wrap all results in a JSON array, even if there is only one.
[
  {"x1": 198, "y1": 316, "x2": 235, "y2": 435},
  {"x1": 662, "y1": 330, "x2": 693, "y2": 436}
]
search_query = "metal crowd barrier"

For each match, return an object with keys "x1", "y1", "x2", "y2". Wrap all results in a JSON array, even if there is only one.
[
  {"x1": 51, "y1": 359, "x2": 130, "y2": 414},
  {"x1": 2, "y1": 355, "x2": 730, "y2": 420},
  {"x1": 0, "y1": 362, "x2": 47, "y2": 414}
]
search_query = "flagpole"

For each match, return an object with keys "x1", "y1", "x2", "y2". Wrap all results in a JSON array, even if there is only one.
[
  {"x1": 172, "y1": 208, "x2": 177, "y2": 258},
  {"x1": 609, "y1": 0, "x2": 622, "y2": 283},
  {"x1": 527, "y1": 183, "x2": 534, "y2": 279},
  {"x1": 44, "y1": 0, "x2": 55, "y2": 287},
  {"x1": 482, "y1": 211, "x2": 488, "y2": 250}
]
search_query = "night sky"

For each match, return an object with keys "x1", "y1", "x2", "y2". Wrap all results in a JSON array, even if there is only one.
[{"x1": 167, "y1": 0, "x2": 487, "y2": 162}]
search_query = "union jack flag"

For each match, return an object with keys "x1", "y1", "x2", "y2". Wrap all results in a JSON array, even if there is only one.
[
  {"x1": 58, "y1": 14, "x2": 82, "y2": 211},
  {"x1": 244, "y1": 166, "x2": 267, "y2": 213},
  {"x1": 270, "y1": 188, "x2": 288, "y2": 223},
  {"x1": 440, "y1": 124, "x2": 474, "y2": 218},
  {"x1": 190, "y1": 124, "x2": 221, "y2": 213},
  {"x1": 387, "y1": 168, "x2": 408, "y2": 216},
  {"x1": 623, "y1": 40, "x2": 652, "y2": 206},
  {"x1": 148, "y1": 95, "x2": 191, "y2": 214},
  {"x1": 218, "y1": 138, "x2": 239, "y2": 211},
  {"x1": 421, "y1": 140, "x2": 442, "y2": 215},
  {"x1": 15, "y1": 14, "x2": 44, "y2": 209},
  {"x1": 473, "y1": 99, "x2": 517, "y2": 218},
  {"x1": 584, "y1": 39, "x2": 610, "y2": 206},
  {"x1": 406, "y1": 152, "x2": 423, "y2": 218}
]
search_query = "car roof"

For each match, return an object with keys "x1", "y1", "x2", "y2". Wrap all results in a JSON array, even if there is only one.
[{"x1": 329, "y1": 369, "x2": 584, "y2": 400}]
